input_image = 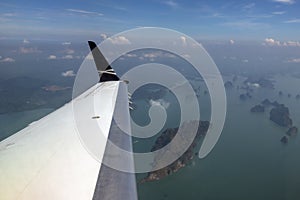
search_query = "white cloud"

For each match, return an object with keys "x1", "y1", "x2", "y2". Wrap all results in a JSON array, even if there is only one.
[
  {"x1": 150, "y1": 99, "x2": 170, "y2": 109},
  {"x1": 48, "y1": 55, "x2": 57, "y2": 60},
  {"x1": 64, "y1": 48, "x2": 75, "y2": 54},
  {"x1": 144, "y1": 53, "x2": 157, "y2": 58},
  {"x1": 263, "y1": 38, "x2": 300, "y2": 47},
  {"x1": 230, "y1": 39, "x2": 235, "y2": 44},
  {"x1": 287, "y1": 58, "x2": 300, "y2": 63},
  {"x1": 62, "y1": 55, "x2": 73, "y2": 59},
  {"x1": 284, "y1": 19, "x2": 300, "y2": 23},
  {"x1": 0, "y1": 57, "x2": 15, "y2": 63},
  {"x1": 180, "y1": 36, "x2": 187, "y2": 46},
  {"x1": 19, "y1": 47, "x2": 41, "y2": 54},
  {"x1": 62, "y1": 70, "x2": 76, "y2": 77},
  {"x1": 66, "y1": 9, "x2": 103, "y2": 16},
  {"x1": 264, "y1": 38, "x2": 281, "y2": 46},
  {"x1": 126, "y1": 53, "x2": 137, "y2": 58},
  {"x1": 242, "y1": 59, "x2": 249, "y2": 63},
  {"x1": 222, "y1": 21, "x2": 269, "y2": 30},
  {"x1": 62, "y1": 42, "x2": 71, "y2": 45},
  {"x1": 100, "y1": 33, "x2": 107, "y2": 40},
  {"x1": 23, "y1": 39, "x2": 30, "y2": 44},
  {"x1": 164, "y1": 0, "x2": 178, "y2": 8},
  {"x1": 142, "y1": 51, "x2": 176, "y2": 60},
  {"x1": 283, "y1": 41, "x2": 300, "y2": 47},
  {"x1": 272, "y1": 11, "x2": 286, "y2": 15},
  {"x1": 273, "y1": 0, "x2": 295, "y2": 4},
  {"x1": 182, "y1": 54, "x2": 191, "y2": 59},
  {"x1": 108, "y1": 36, "x2": 131, "y2": 45}
]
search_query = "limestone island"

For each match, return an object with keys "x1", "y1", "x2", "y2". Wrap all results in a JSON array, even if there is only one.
[
  {"x1": 270, "y1": 104, "x2": 293, "y2": 127},
  {"x1": 280, "y1": 136, "x2": 289, "y2": 144},
  {"x1": 250, "y1": 105, "x2": 265, "y2": 113},
  {"x1": 240, "y1": 92, "x2": 252, "y2": 100},
  {"x1": 224, "y1": 81, "x2": 234, "y2": 89},
  {"x1": 252, "y1": 99, "x2": 297, "y2": 144},
  {"x1": 261, "y1": 99, "x2": 280, "y2": 107},
  {"x1": 140, "y1": 120, "x2": 209, "y2": 183},
  {"x1": 286, "y1": 127, "x2": 298, "y2": 137}
]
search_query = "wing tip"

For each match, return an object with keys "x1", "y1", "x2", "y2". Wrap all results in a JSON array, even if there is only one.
[
  {"x1": 88, "y1": 41, "x2": 97, "y2": 51},
  {"x1": 87, "y1": 40, "x2": 120, "y2": 82}
]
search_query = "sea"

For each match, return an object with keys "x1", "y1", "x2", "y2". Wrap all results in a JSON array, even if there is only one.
[
  {"x1": 134, "y1": 74, "x2": 300, "y2": 200},
  {"x1": 0, "y1": 41, "x2": 300, "y2": 200},
  {"x1": 1, "y1": 74, "x2": 299, "y2": 199}
]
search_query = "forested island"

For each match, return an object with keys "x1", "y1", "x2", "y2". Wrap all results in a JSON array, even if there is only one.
[{"x1": 140, "y1": 120, "x2": 209, "y2": 183}]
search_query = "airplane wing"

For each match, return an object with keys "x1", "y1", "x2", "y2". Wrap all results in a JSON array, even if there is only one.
[{"x1": 0, "y1": 41, "x2": 138, "y2": 200}]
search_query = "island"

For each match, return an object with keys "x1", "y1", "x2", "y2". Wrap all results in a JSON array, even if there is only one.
[
  {"x1": 250, "y1": 105, "x2": 265, "y2": 113},
  {"x1": 140, "y1": 120, "x2": 209, "y2": 183},
  {"x1": 240, "y1": 94, "x2": 247, "y2": 101},
  {"x1": 252, "y1": 99, "x2": 297, "y2": 143},
  {"x1": 286, "y1": 127, "x2": 298, "y2": 137},
  {"x1": 261, "y1": 99, "x2": 281, "y2": 107},
  {"x1": 224, "y1": 81, "x2": 234, "y2": 89},
  {"x1": 270, "y1": 104, "x2": 293, "y2": 127},
  {"x1": 271, "y1": 101, "x2": 280, "y2": 107},
  {"x1": 280, "y1": 136, "x2": 289, "y2": 144},
  {"x1": 262, "y1": 99, "x2": 272, "y2": 106}
]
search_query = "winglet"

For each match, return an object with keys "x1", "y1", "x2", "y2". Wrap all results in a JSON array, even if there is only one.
[{"x1": 88, "y1": 41, "x2": 120, "y2": 82}]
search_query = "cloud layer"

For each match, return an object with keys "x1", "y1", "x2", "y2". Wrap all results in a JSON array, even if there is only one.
[{"x1": 264, "y1": 38, "x2": 300, "y2": 47}]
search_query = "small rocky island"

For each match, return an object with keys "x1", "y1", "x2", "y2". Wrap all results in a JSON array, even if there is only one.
[
  {"x1": 261, "y1": 99, "x2": 280, "y2": 107},
  {"x1": 280, "y1": 136, "x2": 289, "y2": 144},
  {"x1": 140, "y1": 120, "x2": 209, "y2": 183},
  {"x1": 286, "y1": 127, "x2": 298, "y2": 137},
  {"x1": 250, "y1": 99, "x2": 298, "y2": 144},
  {"x1": 270, "y1": 104, "x2": 292, "y2": 127},
  {"x1": 224, "y1": 81, "x2": 234, "y2": 89},
  {"x1": 240, "y1": 92, "x2": 252, "y2": 100},
  {"x1": 250, "y1": 105, "x2": 265, "y2": 113}
]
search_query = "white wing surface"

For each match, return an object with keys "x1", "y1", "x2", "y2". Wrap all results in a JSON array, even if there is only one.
[{"x1": 0, "y1": 41, "x2": 138, "y2": 200}]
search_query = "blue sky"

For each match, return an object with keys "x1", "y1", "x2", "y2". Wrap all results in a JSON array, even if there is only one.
[{"x1": 0, "y1": 0, "x2": 300, "y2": 41}]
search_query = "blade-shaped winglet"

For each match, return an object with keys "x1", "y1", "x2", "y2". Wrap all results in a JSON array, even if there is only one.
[{"x1": 88, "y1": 41, "x2": 120, "y2": 82}]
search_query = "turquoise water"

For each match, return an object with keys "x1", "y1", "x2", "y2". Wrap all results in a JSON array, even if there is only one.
[
  {"x1": 136, "y1": 75, "x2": 300, "y2": 200},
  {"x1": 0, "y1": 108, "x2": 54, "y2": 141}
]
